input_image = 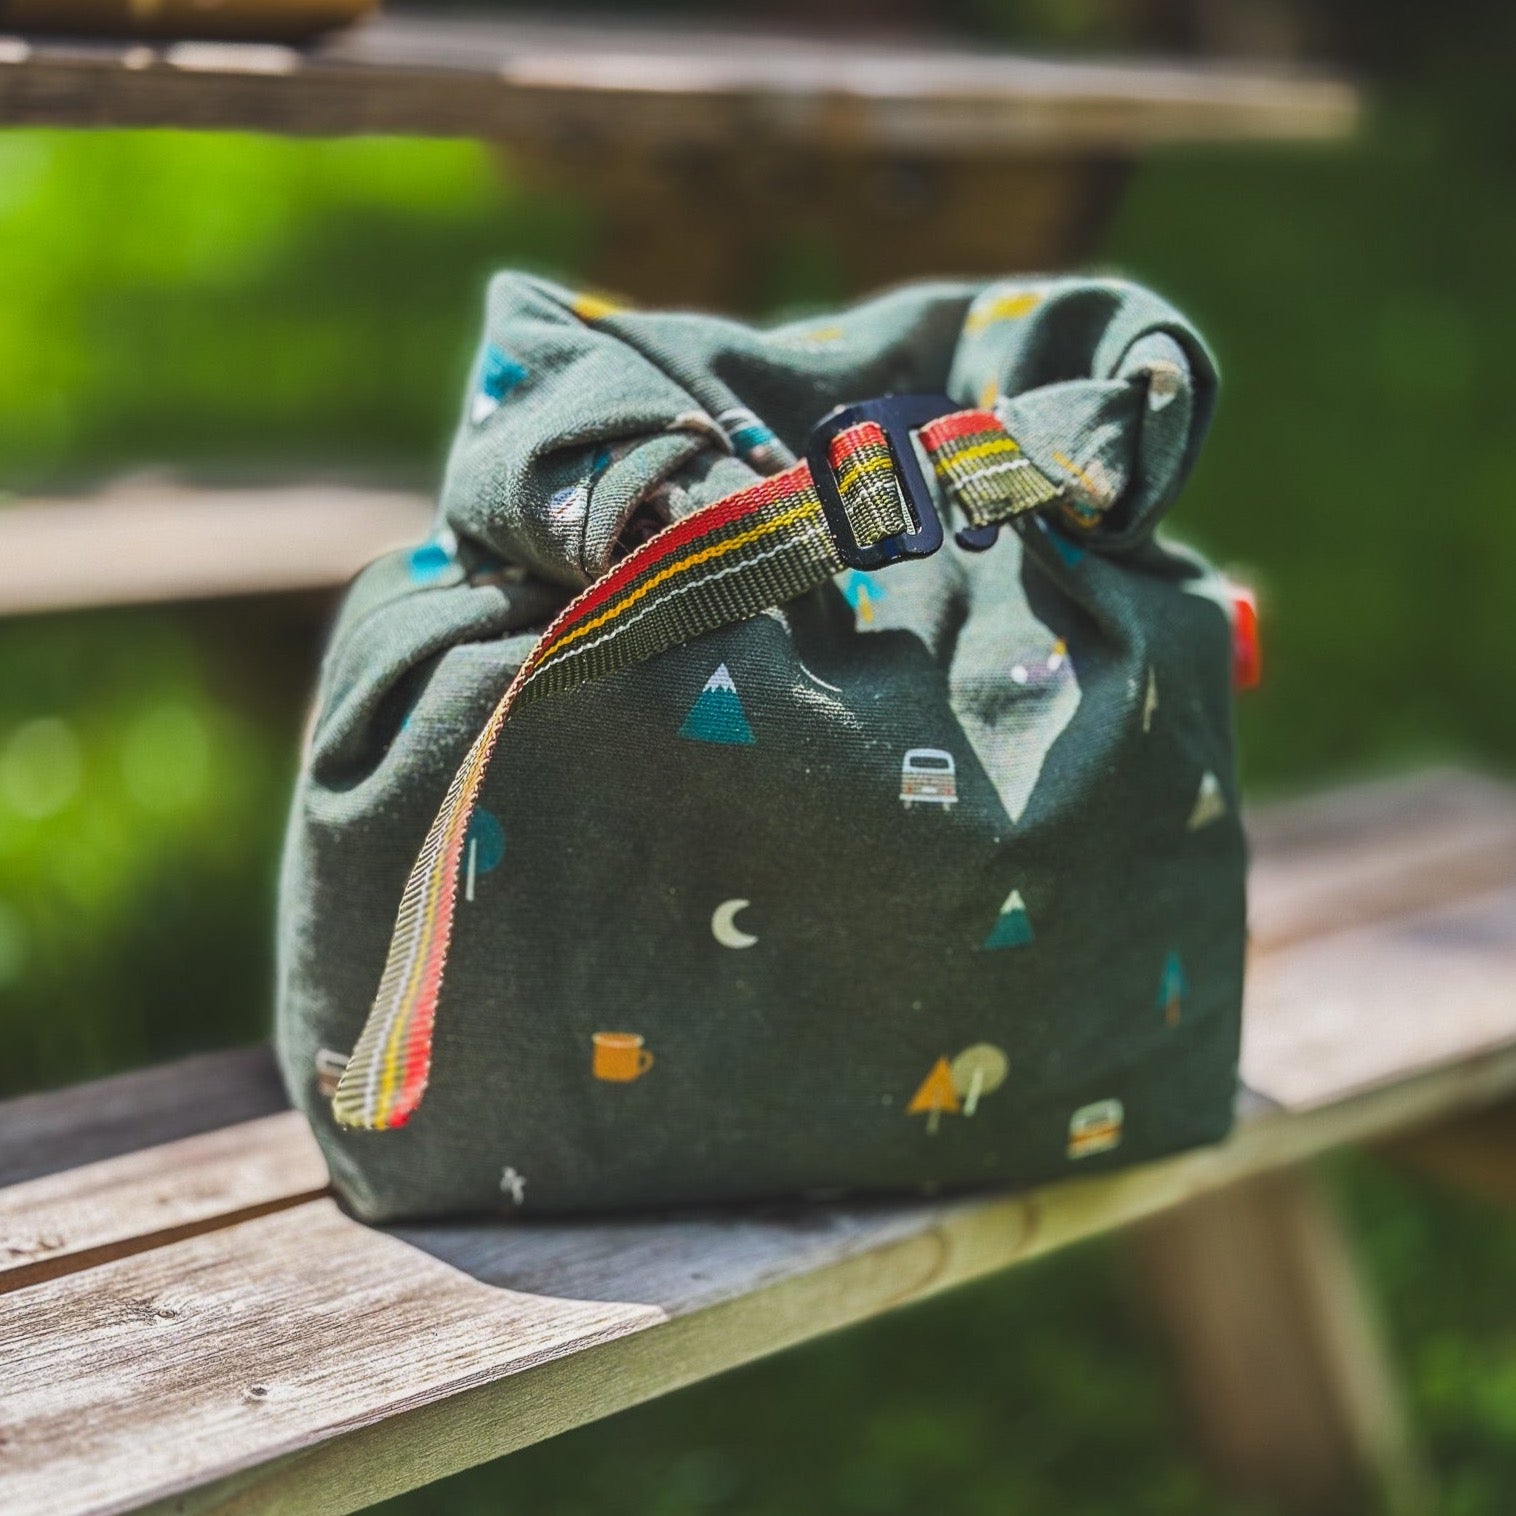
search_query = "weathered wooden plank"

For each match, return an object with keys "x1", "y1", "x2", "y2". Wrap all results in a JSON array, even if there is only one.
[
  {"x1": 1246, "y1": 768, "x2": 1516, "y2": 952},
  {"x1": 7, "y1": 877, "x2": 1516, "y2": 1516},
  {"x1": 0, "y1": 1113, "x2": 326, "y2": 1294},
  {"x1": 0, "y1": 1200, "x2": 665, "y2": 1516},
  {"x1": 0, "y1": 12, "x2": 1359, "y2": 146},
  {"x1": 0, "y1": 1046, "x2": 285, "y2": 1188},
  {"x1": 1, "y1": 771, "x2": 1510, "y2": 1301},
  {"x1": 0, "y1": 484, "x2": 431, "y2": 616},
  {"x1": 1242, "y1": 884, "x2": 1516, "y2": 1110}
]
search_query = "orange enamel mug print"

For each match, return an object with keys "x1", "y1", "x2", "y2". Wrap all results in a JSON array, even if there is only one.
[{"x1": 592, "y1": 1031, "x2": 655, "y2": 1082}]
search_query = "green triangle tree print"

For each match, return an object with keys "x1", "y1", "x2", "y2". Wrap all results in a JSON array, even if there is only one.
[
  {"x1": 1157, "y1": 951, "x2": 1187, "y2": 1025},
  {"x1": 680, "y1": 663, "x2": 755, "y2": 746},
  {"x1": 983, "y1": 888, "x2": 1034, "y2": 949}
]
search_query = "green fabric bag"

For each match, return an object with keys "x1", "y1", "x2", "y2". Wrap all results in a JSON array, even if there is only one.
[{"x1": 276, "y1": 272, "x2": 1246, "y2": 1221}]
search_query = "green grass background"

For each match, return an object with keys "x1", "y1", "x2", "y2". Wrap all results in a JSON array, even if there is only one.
[{"x1": 0, "y1": 5, "x2": 1513, "y2": 1511}]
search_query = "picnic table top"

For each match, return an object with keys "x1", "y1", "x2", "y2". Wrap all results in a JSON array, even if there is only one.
[
  {"x1": 0, "y1": 9, "x2": 1358, "y2": 148},
  {"x1": 0, "y1": 480, "x2": 432, "y2": 615},
  {"x1": 3, "y1": 767, "x2": 1514, "y2": 1516}
]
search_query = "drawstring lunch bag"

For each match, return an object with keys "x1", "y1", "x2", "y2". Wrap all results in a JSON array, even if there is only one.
[{"x1": 277, "y1": 272, "x2": 1247, "y2": 1221}]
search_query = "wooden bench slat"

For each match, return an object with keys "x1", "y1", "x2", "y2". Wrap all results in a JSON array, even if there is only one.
[
  {"x1": 1246, "y1": 768, "x2": 1516, "y2": 952},
  {"x1": 1244, "y1": 883, "x2": 1516, "y2": 1111},
  {"x1": 1, "y1": 770, "x2": 1511, "y2": 1305},
  {"x1": 5, "y1": 869, "x2": 1516, "y2": 1514},
  {"x1": 0, "y1": 484, "x2": 431, "y2": 616},
  {"x1": 0, "y1": 1046, "x2": 285, "y2": 1188},
  {"x1": 3, "y1": 769, "x2": 1513, "y2": 1514},
  {"x1": 0, "y1": 12, "x2": 1358, "y2": 147},
  {"x1": 0, "y1": 1113, "x2": 327, "y2": 1294}
]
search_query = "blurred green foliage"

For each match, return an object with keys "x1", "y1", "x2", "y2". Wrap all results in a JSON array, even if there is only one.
[
  {"x1": 0, "y1": 616, "x2": 281, "y2": 1082},
  {"x1": 0, "y1": 132, "x2": 588, "y2": 486},
  {"x1": 1, "y1": 4, "x2": 1514, "y2": 1511}
]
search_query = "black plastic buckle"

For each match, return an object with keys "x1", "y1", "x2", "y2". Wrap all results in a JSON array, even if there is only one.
[{"x1": 806, "y1": 393, "x2": 999, "y2": 571}]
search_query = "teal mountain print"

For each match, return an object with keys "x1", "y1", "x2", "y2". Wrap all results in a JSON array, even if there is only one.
[
  {"x1": 679, "y1": 663, "x2": 756, "y2": 746},
  {"x1": 983, "y1": 888, "x2": 1034, "y2": 950}
]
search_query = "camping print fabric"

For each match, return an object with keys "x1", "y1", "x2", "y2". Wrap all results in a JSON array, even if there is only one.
[
  {"x1": 462, "y1": 809, "x2": 505, "y2": 902},
  {"x1": 908, "y1": 1044, "x2": 1011, "y2": 1132},
  {"x1": 983, "y1": 889, "x2": 1034, "y2": 950},
  {"x1": 840, "y1": 568, "x2": 884, "y2": 626},
  {"x1": 1188, "y1": 771, "x2": 1228, "y2": 830},
  {"x1": 407, "y1": 529, "x2": 460, "y2": 586},
  {"x1": 953, "y1": 626, "x2": 1081, "y2": 826},
  {"x1": 1158, "y1": 952, "x2": 1187, "y2": 1026},
  {"x1": 680, "y1": 664, "x2": 756, "y2": 746},
  {"x1": 717, "y1": 407, "x2": 792, "y2": 474},
  {"x1": 471, "y1": 345, "x2": 528, "y2": 424},
  {"x1": 276, "y1": 271, "x2": 1245, "y2": 1220}
]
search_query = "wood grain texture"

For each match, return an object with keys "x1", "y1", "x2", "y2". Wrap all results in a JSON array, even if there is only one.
[
  {"x1": 0, "y1": 483, "x2": 431, "y2": 615},
  {"x1": 1242, "y1": 884, "x2": 1516, "y2": 1110},
  {"x1": 1246, "y1": 768, "x2": 1516, "y2": 952},
  {"x1": 7, "y1": 884, "x2": 1516, "y2": 1513},
  {"x1": 0, "y1": 1113, "x2": 326, "y2": 1294},
  {"x1": 0, "y1": 1046, "x2": 285, "y2": 1188},
  {"x1": 0, "y1": 771, "x2": 1508, "y2": 1297},
  {"x1": 0, "y1": 11, "x2": 1359, "y2": 146},
  {"x1": 2, "y1": 769, "x2": 1514, "y2": 1515}
]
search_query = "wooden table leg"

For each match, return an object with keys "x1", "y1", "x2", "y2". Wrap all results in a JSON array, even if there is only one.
[{"x1": 1129, "y1": 1167, "x2": 1433, "y2": 1515}]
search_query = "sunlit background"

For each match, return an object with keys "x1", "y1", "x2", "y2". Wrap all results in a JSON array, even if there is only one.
[{"x1": 2, "y1": 1, "x2": 1514, "y2": 1511}]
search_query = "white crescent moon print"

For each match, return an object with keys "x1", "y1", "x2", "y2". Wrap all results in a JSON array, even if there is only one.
[{"x1": 711, "y1": 899, "x2": 759, "y2": 949}]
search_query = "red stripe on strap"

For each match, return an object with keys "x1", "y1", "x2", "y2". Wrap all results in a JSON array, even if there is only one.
[
  {"x1": 918, "y1": 409, "x2": 1001, "y2": 449},
  {"x1": 546, "y1": 460, "x2": 813, "y2": 639},
  {"x1": 827, "y1": 421, "x2": 887, "y2": 469}
]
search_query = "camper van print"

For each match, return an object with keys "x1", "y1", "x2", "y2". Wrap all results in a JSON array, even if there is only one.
[
  {"x1": 1067, "y1": 1099, "x2": 1124, "y2": 1159},
  {"x1": 899, "y1": 748, "x2": 957, "y2": 809}
]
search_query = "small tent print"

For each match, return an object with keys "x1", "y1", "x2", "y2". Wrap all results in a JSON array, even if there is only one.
[
  {"x1": 982, "y1": 888, "x2": 1034, "y2": 950},
  {"x1": 1187, "y1": 770, "x2": 1228, "y2": 831},
  {"x1": 679, "y1": 663, "x2": 756, "y2": 746}
]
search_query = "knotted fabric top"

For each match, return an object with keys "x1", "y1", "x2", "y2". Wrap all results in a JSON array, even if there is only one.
[{"x1": 440, "y1": 274, "x2": 1217, "y2": 587}]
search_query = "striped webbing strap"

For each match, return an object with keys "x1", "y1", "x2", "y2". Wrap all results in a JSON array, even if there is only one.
[{"x1": 332, "y1": 408, "x2": 1064, "y2": 1131}]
